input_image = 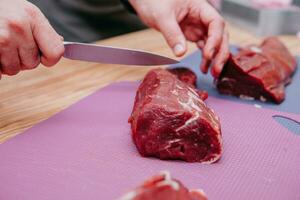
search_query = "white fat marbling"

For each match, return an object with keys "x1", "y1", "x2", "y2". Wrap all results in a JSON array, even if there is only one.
[
  {"x1": 178, "y1": 90, "x2": 201, "y2": 112},
  {"x1": 176, "y1": 112, "x2": 200, "y2": 132},
  {"x1": 239, "y1": 95, "x2": 255, "y2": 101},
  {"x1": 176, "y1": 85, "x2": 184, "y2": 90},
  {"x1": 171, "y1": 90, "x2": 179, "y2": 96},
  {"x1": 189, "y1": 189, "x2": 207, "y2": 198},
  {"x1": 254, "y1": 104, "x2": 262, "y2": 108},
  {"x1": 118, "y1": 190, "x2": 140, "y2": 200},
  {"x1": 260, "y1": 96, "x2": 267, "y2": 102},
  {"x1": 177, "y1": 86, "x2": 220, "y2": 133},
  {"x1": 250, "y1": 46, "x2": 262, "y2": 53},
  {"x1": 221, "y1": 77, "x2": 235, "y2": 82},
  {"x1": 157, "y1": 171, "x2": 180, "y2": 190},
  {"x1": 119, "y1": 171, "x2": 180, "y2": 200}
]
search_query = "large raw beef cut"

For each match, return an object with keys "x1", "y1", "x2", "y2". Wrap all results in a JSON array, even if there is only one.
[
  {"x1": 216, "y1": 37, "x2": 297, "y2": 104},
  {"x1": 128, "y1": 69, "x2": 222, "y2": 163},
  {"x1": 168, "y1": 67, "x2": 198, "y2": 88},
  {"x1": 118, "y1": 171, "x2": 207, "y2": 200},
  {"x1": 168, "y1": 68, "x2": 208, "y2": 100}
]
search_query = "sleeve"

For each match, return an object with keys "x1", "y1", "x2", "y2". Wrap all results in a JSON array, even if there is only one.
[{"x1": 120, "y1": 0, "x2": 137, "y2": 14}]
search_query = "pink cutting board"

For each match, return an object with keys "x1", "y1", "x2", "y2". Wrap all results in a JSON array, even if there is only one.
[{"x1": 0, "y1": 82, "x2": 300, "y2": 200}]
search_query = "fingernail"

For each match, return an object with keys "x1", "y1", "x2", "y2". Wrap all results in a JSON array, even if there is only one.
[
  {"x1": 201, "y1": 63, "x2": 208, "y2": 74},
  {"x1": 211, "y1": 67, "x2": 218, "y2": 78},
  {"x1": 173, "y1": 43, "x2": 185, "y2": 56},
  {"x1": 213, "y1": 63, "x2": 224, "y2": 78}
]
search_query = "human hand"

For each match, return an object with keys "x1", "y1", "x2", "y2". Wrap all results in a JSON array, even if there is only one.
[
  {"x1": 129, "y1": 0, "x2": 229, "y2": 77},
  {"x1": 0, "y1": 0, "x2": 64, "y2": 78}
]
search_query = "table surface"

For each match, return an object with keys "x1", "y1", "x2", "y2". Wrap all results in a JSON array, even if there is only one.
[{"x1": 0, "y1": 24, "x2": 300, "y2": 144}]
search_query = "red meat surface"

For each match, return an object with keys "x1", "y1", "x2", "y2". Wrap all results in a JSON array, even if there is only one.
[
  {"x1": 216, "y1": 37, "x2": 297, "y2": 104},
  {"x1": 129, "y1": 69, "x2": 222, "y2": 163},
  {"x1": 168, "y1": 67, "x2": 209, "y2": 101},
  {"x1": 118, "y1": 171, "x2": 207, "y2": 200},
  {"x1": 168, "y1": 67, "x2": 198, "y2": 87}
]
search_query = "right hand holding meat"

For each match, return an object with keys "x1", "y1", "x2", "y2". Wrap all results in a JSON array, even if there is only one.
[{"x1": 0, "y1": 0, "x2": 64, "y2": 79}]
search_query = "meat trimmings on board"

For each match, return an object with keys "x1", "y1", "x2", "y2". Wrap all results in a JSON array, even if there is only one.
[
  {"x1": 118, "y1": 171, "x2": 207, "y2": 200},
  {"x1": 129, "y1": 68, "x2": 222, "y2": 163}
]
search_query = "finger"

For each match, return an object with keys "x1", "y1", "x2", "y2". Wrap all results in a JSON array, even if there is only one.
[
  {"x1": 197, "y1": 40, "x2": 209, "y2": 74},
  {"x1": 211, "y1": 32, "x2": 230, "y2": 78},
  {"x1": 0, "y1": 49, "x2": 21, "y2": 76},
  {"x1": 31, "y1": 8, "x2": 64, "y2": 67},
  {"x1": 197, "y1": 40, "x2": 205, "y2": 49},
  {"x1": 18, "y1": 43, "x2": 40, "y2": 70},
  {"x1": 184, "y1": 29, "x2": 199, "y2": 42},
  {"x1": 204, "y1": 18, "x2": 224, "y2": 60},
  {"x1": 199, "y1": 2, "x2": 225, "y2": 60},
  {"x1": 17, "y1": 22, "x2": 40, "y2": 70},
  {"x1": 200, "y1": 57, "x2": 211, "y2": 74},
  {"x1": 157, "y1": 16, "x2": 187, "y2": 57},
  {"x1": 183, "y1": 26, "x2": 205, "y2": 42}
]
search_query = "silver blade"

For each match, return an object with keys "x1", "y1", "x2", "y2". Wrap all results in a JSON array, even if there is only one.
[{"x1": 63, "y1": 42, "x2": 179, "y2": 66}]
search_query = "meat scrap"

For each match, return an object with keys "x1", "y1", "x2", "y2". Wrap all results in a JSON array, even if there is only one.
[
  {"x1": 129, "y1": 69, "x2": 222, "y2": 163},
  {"x1": 168, "y1": 67, "x2": 208, "y2": 101},
  {"x1": 216, "y1": 37, "x2": 297, "y2": 104},
  {"x1": 118, "y1": 171, "x2": 207, "y2": 200}
]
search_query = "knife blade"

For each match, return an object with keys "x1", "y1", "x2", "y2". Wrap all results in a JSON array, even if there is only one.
[{"x1": 63, "y1": 42, "x2": 179, "y2": 66}]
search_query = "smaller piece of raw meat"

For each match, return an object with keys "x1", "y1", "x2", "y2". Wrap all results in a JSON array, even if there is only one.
[
  {"x1": 168, "y1": 67, "x2": 208, "y2": 100},
  {"x1": 129, "y1": 69, "x2": 222, "y2": 163},
  {"x1": 118, "y1": 171, "x2": 207, "y2": 200},
  {"x1": 216, "y1": 37, "x2": 297, "y2": 104}
]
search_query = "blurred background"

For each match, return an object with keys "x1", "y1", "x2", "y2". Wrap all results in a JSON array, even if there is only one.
[
  {"x1": 28, "y1": 0, "x2": 300, "y2": 43},
  {"x1": 214, "y1": 0, "x2": 300, "y2": 36},
  {"x1": 28, "y1": 0, "x2": 147, "y2": 42}
]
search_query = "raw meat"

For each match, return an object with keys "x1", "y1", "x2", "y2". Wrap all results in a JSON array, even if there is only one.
[
  {"x1": 118, "y1": 171, "x2": 207, "y2": 200},
  {"x1": 128, "y1": 69, "x2": 222, "y2": 163},
  {"x1": 168, "y1": 67, "x2": 209, "y2": 100},
  {"x1": 216, "y1": 37, "x2": 297, "y2": 104},
  {"x1": 168, "y1": 68, "x2": 198, "y2": 87}
]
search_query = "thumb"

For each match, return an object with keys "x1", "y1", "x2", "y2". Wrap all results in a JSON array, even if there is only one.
[
  {"x1": 31, "y1": 8, "x2": 64, "y2": 67},
  {"x1": 157, "y1": 17, "x2": 187, "y2": 57}
]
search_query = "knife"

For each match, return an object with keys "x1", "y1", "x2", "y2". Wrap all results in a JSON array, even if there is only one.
[{"x1": 63, "y1": 42, "x2": 179, "y2": 66}]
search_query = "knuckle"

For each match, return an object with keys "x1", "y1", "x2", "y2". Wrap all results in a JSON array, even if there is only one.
[
  {"x1": 30, "y1": 54, "x2": 41, "y2": 69},
  {"x1": 20, "y1": 45, "x2": 40, "y2": 69},
  {"x1": 25, "y1": 3, "x2": 41, "y2": 18},
  {"x1": 7, "y1": 18, "x2": 26, "y2": 34},
  {"x1": 23, "y1": 56, "x2": 40, "y2": 69},
  {"x1": 149, "y1": 13, "x2": 168, "y2": 27},
  {"x1": 7, "y1": 18, "x2": 25, "y2": 30},
  {"x1": 44, "y1": 45, "x2": 64, "y2": 66},
  {"x1": 3, "y1": 67, "x2": 20, "y2": 76},
  {"x1": 0, "y1": 31, "x2": 11, "y2": 47},
  {"x1": 8, "y1": 70, "x2": 20, "y2": 76},
  {"x1": 57, "y1": 43, "x2": 65, "y2": 56},
  {"x1": 218, "y1": 18, "x2": 225, "y2": 27},
  {"x1": 152, "y1": 12, "x2": 164, "y2": 20},
  {"x1": 52, "y1": 44, "x2": 64, "y2": 59}
]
